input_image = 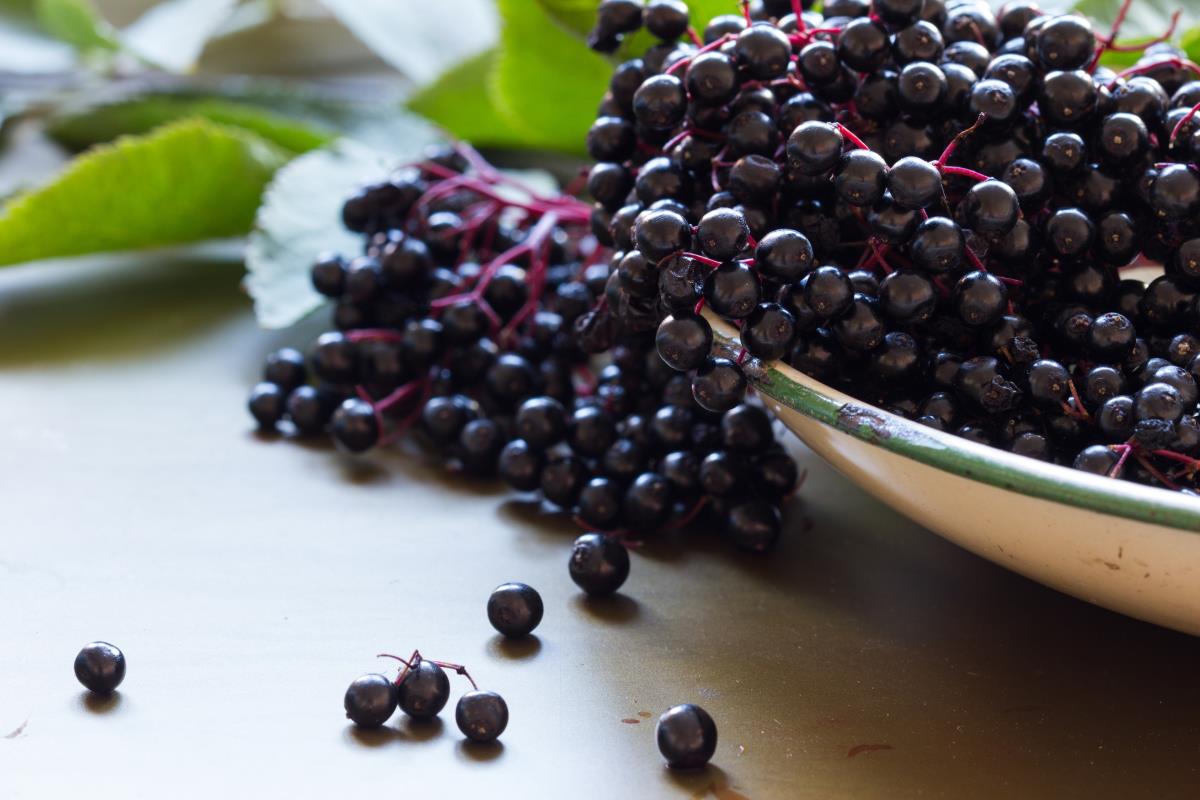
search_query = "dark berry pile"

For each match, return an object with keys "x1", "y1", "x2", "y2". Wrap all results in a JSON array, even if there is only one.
[
  {"x1": 248, "y1": 143, "x2": 798, "y2": 550},
  {"x1": 582, "y1": 0, "x2": 1200, "y2": 491}
]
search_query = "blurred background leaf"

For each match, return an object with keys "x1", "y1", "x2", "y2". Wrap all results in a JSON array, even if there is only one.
[
  {"x1": 120, "y1": 0, "x2": 239, "y2": 72},
  {"x1": 491, "y1": 0, "x2": 610, "y2": 155},
  {"x1": 35, "y1": 0, "x2": 119, "y2": 51},
  {"x1": 0, "y1": 118, "x2": 289, "y2": 267},
  {"x1": 47, "y1": 94, "x2": 337, "y2": 152}
]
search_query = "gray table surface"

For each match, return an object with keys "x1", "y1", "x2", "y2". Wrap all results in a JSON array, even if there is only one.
[{"x1": 3, "y1": 254, "x2": 1200, "y2": 799}]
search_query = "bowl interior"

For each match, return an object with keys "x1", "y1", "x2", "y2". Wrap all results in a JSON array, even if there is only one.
[{"x1": 705, "y1": 314, "x2": 1200, "y2": 533}]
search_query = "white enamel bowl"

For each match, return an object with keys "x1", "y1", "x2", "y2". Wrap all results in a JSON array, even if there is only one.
[{"x1": 708, "y1": 315, "x2": 1200, "y2": 636}]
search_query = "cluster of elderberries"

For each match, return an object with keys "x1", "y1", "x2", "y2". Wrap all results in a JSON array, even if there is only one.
[
  {"x1": 345, "y1": 650, "x2": 508, "y2": 743},
  {"x1": 247, "y1": 142, "x2": 799, "y2": 549},
  {"x1": 581, "y1": 0, "x2": 1200, "y2": 491}
]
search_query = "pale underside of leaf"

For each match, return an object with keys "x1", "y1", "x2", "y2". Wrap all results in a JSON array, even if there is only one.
[
  {"x1": 0, "y1": 118, "x2": 290, "y2": 268},
  {"x1": 244, "y1": 128, "x2": 440, "y2": 329},
  {"x1": 120, "y1": 0, "x2": 240, "y2": 73},
  {"x1": 317, "y1": 0, "x2": 499, "y2": 85}
]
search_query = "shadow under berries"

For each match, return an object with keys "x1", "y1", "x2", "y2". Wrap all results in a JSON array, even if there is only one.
[
  {"x1": 487, "y1": 634, "x2": 542, "y2": 661},
  {"x1": 0, "y1": 255, "x2": 245, "y2": 368}
]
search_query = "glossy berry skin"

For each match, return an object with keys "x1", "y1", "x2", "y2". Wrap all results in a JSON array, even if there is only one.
[
  {"x1": 954, "y1": 271, "x2": 1008, "y2": 327},
  {"x1": 633, "y1": 74, "x2": 687, "y2": 130},
  {"x1": 498, "y1": 440, "x2": 544, "y2": 492},
  {"x1": 1088, "y1": 312, "x2": 1136, "y2": 361},
  {"x1": 568, "y1": 406, "x2": 618, "y2": 457},
  {"x1": 787, "y1": 122, "x2": 844, "y2": 176},
  {"x1": 487, "y1": 582, "x2": 544, "y2": 638},
  {"x1": 726, "y1": 500, "x2": 782, "y2": 552},
  {"x1": 1035, "y1": 15, "x2": 1095, "y2": 71},
  {"x1": 344, "y1": 673, "x2": 398, "y2": 728},
  {"x1": 743, "y1": 303, "x2": 796, "y2": 361},
  {"x1": 734, "y1": 24, "x2": 792, "y2": 80},
  {"x1": 1044, "y1": 208, "x2": 1094, "y2": 259},
  {"x1": 311, "y1": 254, "x2": 346, "y2": 297},
  {"x1": 248, "y1": 382, "x2": 286, "y2": 429},
  {"x1": 910, "y1": 216, "x2": 964, "y2": 273},
  {"x1": 331, "y1": 398, "x2": 379, "y2": 453},
  {"x1": 837, "y1": 18, "x2": 890, "y2": 72},
  {"x1": 515, "y1": 397, "x2": 566, "y2": 450},
  {"x1": 1073, "y1": 444, "x2": 1119, "y2": 475},
  {"x1": 686, "y1": 52, "x2": 739, "y2": 105},
  {"x1": 1042, "y1": 131, "x2": 1087, "y2": 174},
  {"x1": 263, "y1": 348, "x2": 307, "y2": 392},
  {"x1": 541, "y1": 455, "x2": 590, "y2": 508},
  {"x1": 692, "y1": 357, "x2": 747, "y2": 413},
  {"x1": 286, "y1": 386, "x2": 333, "y2": 435},
  {"x1": 887, "y1": 157, "x2": 941, "y2": 210},
  {"x1": 755, "y1": 229, "x2": 814, "y2": 282},
  {"x1": 569, "y1": 533, "x2": 630, "y2": 596},
  {"x1": 1151, "y1": 164, "x2": 1200, "y2": 221},
  {"x1": 636, "y1": 209, "x2": 692, "y2": 261},
  {"x1": 879, "y1": 271, "x2": 936, "y2": 324},
  {"x1": 696, "y1": 208, "x2": 750, "y2": 261},
  {"x1": 1038, "y1": 70, "x2": 1097, "y2": 126},
  {"x1": 1027, "y1": 359, "x2": 1070, "y2": 408},
  {"x1": 803, "y1": 265, "x2": 854, "y2": 319},
  {"x1": 623, "y1": 472, "x2": 673, "y2": 529},
  {"x1": 656, "y1": 314, "x2": 713, "y2": 371},
  {"x1": 959, "y1": 181, "x2": 1019, "y2": 238},
  {"x1": 656, "y1": 704, "x2": 718, "y2": 769},
  {"x1": 578, "y1": 477, "x2": 623, "y2": 529},
  {"x1": 397, "y1": 660, "x2": 451, "y2": 719},
  {"x1": 704, "y1": 262, "x2": 761, "y2": 320},
  {"x1": 74, "y1": 642, "x2": 125, "y2": 694},
  {"x1": 456, "y1": 690, "x2": 509, "y2": 743},
  {"x1": 835, "y1": 150, "x2": 888, "y2": 206}
]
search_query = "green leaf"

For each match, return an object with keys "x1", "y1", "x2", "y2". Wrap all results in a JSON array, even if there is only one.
[
  {"x1": 0, "y1": 119, "x2": 290, "y2": 268},
  {"x1": 407, "y1": 49, "x2": 528, "y2": 148},
  {"x1": 120, "y1": 0, "x2": 240, "y2": 73},
  {"x1": 34, "y1": 0, "x2": 118, "y2": 51},
  {"x1": 534, "y1": 0, "x2": 596, "y2": 36},
  {"x1": 493, "y1": 0, "x2": 611, "y2": 154},
  {"x1": 1184, "y1": 25, "x2": 1200, "y2": 61},
  {"x1": 47, "y1": 96, "x2": 335, "y2": 154},
  {"x1": 1072, "y1": 0, "x2": 1198, "y2": 43}
]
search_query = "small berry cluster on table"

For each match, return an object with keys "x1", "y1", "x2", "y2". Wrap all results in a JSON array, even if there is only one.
[{"x1": 581, "y1": 0, "x2": 1200, "y2": 492}]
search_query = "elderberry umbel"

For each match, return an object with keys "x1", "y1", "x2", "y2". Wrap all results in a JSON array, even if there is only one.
[
  {"x1": 577, "y1": 0, "x2": 1200, "y2": 493},
  {"x1": 248, "y1": 141, "x2": 800, "y2": 548}
]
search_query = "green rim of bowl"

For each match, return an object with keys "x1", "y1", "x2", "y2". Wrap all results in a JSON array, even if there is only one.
[{"x1": 708, "y1": 319, "x2": 1200, "y2": 532}]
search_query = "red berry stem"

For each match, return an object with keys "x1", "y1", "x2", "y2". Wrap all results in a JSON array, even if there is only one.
[
  {"x1": 1111, "y1": 57, "x2": 1200, "y2": 88},
  {"x1": 1171, "y1": 100, "x2": 1200, "y2": 145},
  {"x1": 1134, "y1": 452, "x2": 1181, "y2": 490},
  {"x1": 939, "y1": 165, "x2": 992, "y2": 183},
  {"x1": 934, "y1": 113, "x2": 986, "y2": 169},
  {"x1": 833, "y1": 122, "x2": 871, "y2": 152},
  {"x1": 665, "y1": 33, "x2": 735, "y2": 76},
  {"x1": 425, "y1": 658, "x2": 479, "y2": 691},
  {"x1": 1107, "y1": 442, "x2": 1133, "y2": 478}
]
